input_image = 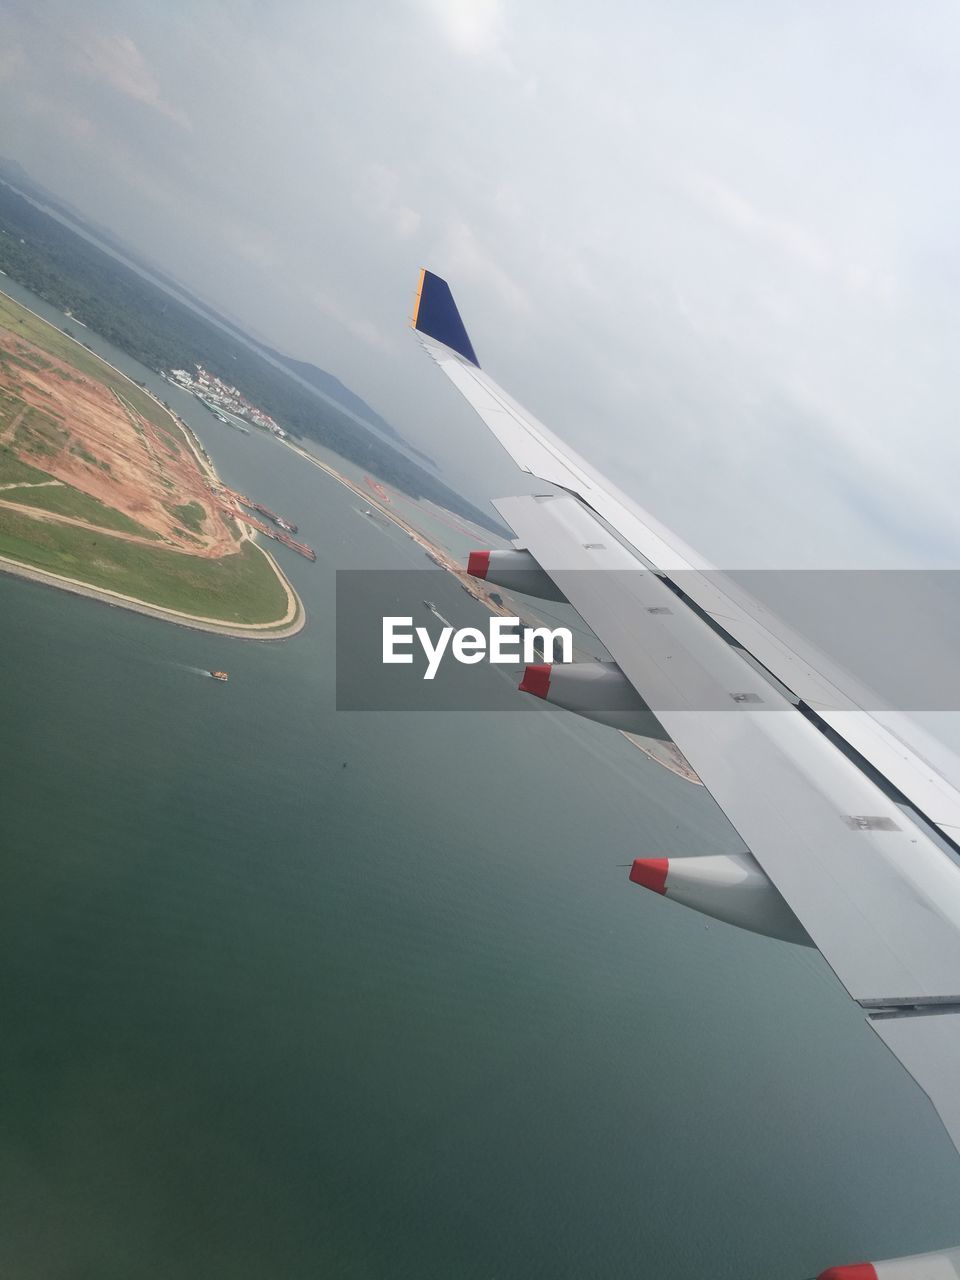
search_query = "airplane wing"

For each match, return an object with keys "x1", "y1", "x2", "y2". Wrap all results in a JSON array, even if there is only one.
[{"x1": 411, "y1": 268, "x2": 960, "y2": 1279}]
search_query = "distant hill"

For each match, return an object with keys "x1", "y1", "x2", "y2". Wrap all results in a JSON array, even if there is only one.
[
  {"x1": 0, "y1": 157, "x2": 31, "y2": 188},
  {"x1": 0, "y1": 157, "x2": 135, "y2": 260},
  {"x1": 264, "y1": 349, "x2": 437, "y2": 467}
]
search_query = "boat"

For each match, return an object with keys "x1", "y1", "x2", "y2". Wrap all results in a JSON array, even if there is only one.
[{"x1": 209, "y1": 670, "x2": 229, "y2": 682}]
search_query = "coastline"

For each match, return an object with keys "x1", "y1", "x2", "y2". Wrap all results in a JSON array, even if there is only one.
[
  {"x1": 280, "y1": 437, "x2": 496, "y2": 591},
  {"x1": 0, "y1": 280, "x2": 487, "y2": 639},
  {"x1": 1, "y1": 283, "x2": 703, "y2": 785},
  {"x1": 0, "y1": 285, "x2": 305, "y2": 639}
]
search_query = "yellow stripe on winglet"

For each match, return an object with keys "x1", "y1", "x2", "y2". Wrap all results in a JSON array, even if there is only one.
[{"x1": 410, "y1": 267, "x2": 426, "y2": 329}]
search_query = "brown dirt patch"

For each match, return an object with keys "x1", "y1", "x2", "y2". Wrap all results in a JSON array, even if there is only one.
[{"x1": 0, "y1": 331, "x2": 236, "y2": 556}]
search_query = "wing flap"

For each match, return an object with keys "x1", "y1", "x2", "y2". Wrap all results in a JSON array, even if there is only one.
[{"x1": 871, "y1": 1011, "x2": 960, "y2": 1157}]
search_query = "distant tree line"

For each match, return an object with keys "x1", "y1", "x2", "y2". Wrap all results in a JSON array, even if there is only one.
[{"x1": 0, "y1": 184, "x2": 506, "y2": 535}]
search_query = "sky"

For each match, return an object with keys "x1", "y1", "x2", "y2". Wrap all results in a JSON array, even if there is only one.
[{"x1": 3, "y1": 0, "x2": 960, "y2": 568}]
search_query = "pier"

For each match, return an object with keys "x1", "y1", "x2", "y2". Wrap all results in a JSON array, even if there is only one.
[{"x1": 211, "y1": 485, "x2": 316, "y2": 560}]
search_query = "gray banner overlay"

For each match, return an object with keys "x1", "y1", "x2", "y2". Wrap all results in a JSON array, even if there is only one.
[{"x1": 336, "y1": 569, "x2": 960, "y2": 712}]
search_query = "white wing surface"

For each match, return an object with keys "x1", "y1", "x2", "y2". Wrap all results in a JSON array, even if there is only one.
[
  {"x1": 411, "y1": 269, "x2": 960, "y2": 1185},
  {"x1": 417, "y1": 324, "x2": 960, "y2": 843}
]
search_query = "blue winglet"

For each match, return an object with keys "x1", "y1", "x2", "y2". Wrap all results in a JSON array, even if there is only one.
[{"x1": 411, "y1": 269, "x2": 480, "y2": 367}]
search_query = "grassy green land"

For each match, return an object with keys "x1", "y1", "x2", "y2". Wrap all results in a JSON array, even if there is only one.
[
  {"x1": 169, "y1": 500, "x2": 206, "y2": 533},
  {"x1": 11, "y1": 401, "x2": 70, "y2": 458},
  {"x1": 0, "y1": 443, "x2": 51, "y2": 485},
  {"x1": 0, "y1": 482, "x2": 160, "y2": 538},
  {"x1": 0, "y1": 505, "x2": 288, "y2": 623}
]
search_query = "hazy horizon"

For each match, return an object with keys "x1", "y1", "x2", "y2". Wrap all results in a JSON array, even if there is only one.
[{"x1": 3, "y1": 2, "x2": 960, "y2": 568}]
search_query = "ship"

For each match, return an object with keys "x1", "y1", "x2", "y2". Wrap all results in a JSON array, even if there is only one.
[{"x1": 209, "y1": 670, "x2": 229, "y2": 682}]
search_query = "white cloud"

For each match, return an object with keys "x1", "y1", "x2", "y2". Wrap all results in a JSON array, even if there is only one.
[
  {"x1": 220, "y1": 222, "x2": 281, "y2": 271},
  {"x1": 358, "y1": 165, "x2": 422, "y2": 240},
  {"x1": 306, "y1": 286, "x2": 393, "y2": 354},
  {"x1": 436, "y1": 220, "x2": 530, "y2": 315},
  {"x1": 0, "y1": 42, "x2": 25, "y2": 83},
  {"x1": 415, "y1": 0, "x2": 506, "y2": 57},
  {"x1": 347, "y1": 317, "x2": 391, "y2": 352},
  {"x1": 77, "y1": 32, "x2": 191, "y2": 129},
  {"x1": 692, "y1": 174, "x2": 830, "y2": 273}
]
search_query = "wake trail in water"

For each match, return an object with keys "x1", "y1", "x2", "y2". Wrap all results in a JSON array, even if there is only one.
[
  {"x1": 352, "y1": 506, "x2": 390, "y2": 534},
  {"x1": 425, "y1": 603, "x2": 453, "y2": 628}
]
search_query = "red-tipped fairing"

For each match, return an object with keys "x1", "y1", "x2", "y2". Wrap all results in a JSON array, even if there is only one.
[
  {"x1": 518, "y1": 661, "x2": 668, "y2": 738},
  {"x1": 629, "y1": 859, "x2": 668, "y2": 895},
  {"x1": 466, "y1": 548, "x2": 568, "y2": 601},
  {"x1": 818, "y1": 1247, "x2": 960, "y2": 1277},
  {"x1": 467, "y1": 550, "x2": 490, "y2": 579},
  {"x1": 628, "y1": 853, "x2": 812, "y2": 946},
  {"x1": 818, "y1": 1267, "x2": 877, "y2": 1280},
  {"x1": 518, "y1": 663, "x2": 552, "y2": 699}
]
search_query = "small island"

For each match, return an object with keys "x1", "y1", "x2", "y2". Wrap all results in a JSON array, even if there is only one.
[{"x1": 0, "y1": 290, "x2": 301, "y2": 636}]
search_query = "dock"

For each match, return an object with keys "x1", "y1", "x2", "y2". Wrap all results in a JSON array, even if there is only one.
[
  {"x1": 210, "y1": 485, "x2": 316, "y2": 560},
  {"x1": 230, "y1": 510, "x2": 316, "y2": 560}
]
